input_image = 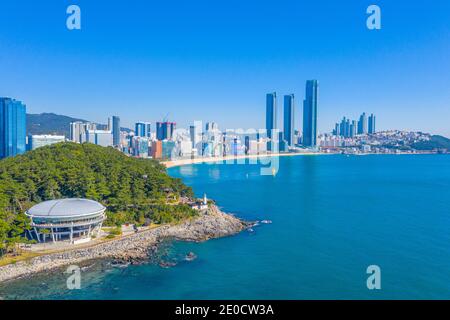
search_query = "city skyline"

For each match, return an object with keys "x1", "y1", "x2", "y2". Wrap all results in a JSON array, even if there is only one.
[{"x1": 0, "y1": 1, "x2": 449, "y2": 137}]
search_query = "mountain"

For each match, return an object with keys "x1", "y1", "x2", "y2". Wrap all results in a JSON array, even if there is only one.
[
  {"x1": 26, "y1": 113, "x2": 131, "y2": 137},
  {"x1": 411, "y1": 135, "x2": 450, "y2": 151},
  {"x1": 0, "y1": 142, "x2": 196, "y2": 254}
]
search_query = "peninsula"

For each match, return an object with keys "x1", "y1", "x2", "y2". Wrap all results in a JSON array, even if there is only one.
[{"x1": 0, "y1": 143, "x2": 249, "y2": 282}]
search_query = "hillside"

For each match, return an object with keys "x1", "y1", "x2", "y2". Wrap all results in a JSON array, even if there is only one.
[
  {"x1": 411, "y1": 135, "x2": 450, "y2": 151},
  {"x1": 26, "y1": 113, "x2": 87, "y2": 137},
  {"x1": 0, "y1": 143, "x2": 196, "y2": 255},
  {"x1": 26, "y1": 113, "x2": 131, "y2": 137}
]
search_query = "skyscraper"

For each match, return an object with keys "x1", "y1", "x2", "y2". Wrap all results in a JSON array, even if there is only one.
[
  {"x1": 266, "y1": 92, "x2": 277, "y2": 139},
  {"x1": 266, "y1": 92, "x2": 277, "y2": 151},
  {"x1": 368, "y1": 114, "x2": 376, "y2": 134},
  {"x1": 334, "y1": 123, "x2": 340, "y2": 136},
  {"x1": 302, "y1": 80, "x2": 318, "y2": 147},
  {"x1": 156, "y1": 122, "x2": 176, "y2": 141},
  {"x1": 135, "y1": 122, "x2": 151, "y2": 138},
  {"x1": 112, "y1": 116, "x2": 121, "y2": 146},
  {"x1": 70, "y1": 121, "x2": 96, "y2": 143},
  {"x1": 283, "y1": 94, "x2": 295, "y2": 146},
  {"x1": 350, "y1": 120, "x2": 357, "y2": 138},
  {"x1": 0, "y1": 97, "x2": 26, "y2": 159},
  {"x1": 358, "y1": 112, "x2": 367, "y2": 135},
  {"x1": 190, "y1": 125, "x2": 200, "y2": 148},
  {"x1": 205, "y1": 122, "x2": 219, "y2": 132}
]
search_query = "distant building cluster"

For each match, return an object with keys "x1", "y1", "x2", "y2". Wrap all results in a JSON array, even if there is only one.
[
  {"x1": 265, "y1": 80, "x2": 319, "y2": 152},
  {"x1": 332, "y1": 113, "x2": 376, "y2": 138},
  {"x1": 1, "y1": 89, "x2": 447, "y2": 161},
  {"x1": 319, "y1": 130, "x2": 436, "y2": 154}
]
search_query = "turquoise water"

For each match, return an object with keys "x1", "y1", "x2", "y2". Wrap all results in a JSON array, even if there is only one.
[{"x1": 1, "y1": 154, "x2": 450, "y2": 299}]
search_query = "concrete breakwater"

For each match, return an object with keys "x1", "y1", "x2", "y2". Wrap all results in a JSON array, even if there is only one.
[{"x1": 0, "y1": 205, "x2": 248, "y2": 283}]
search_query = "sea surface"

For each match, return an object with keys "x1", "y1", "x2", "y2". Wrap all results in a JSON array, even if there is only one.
[{"x1": 1, "y1": 154, "x2": 450, "y2": 299}]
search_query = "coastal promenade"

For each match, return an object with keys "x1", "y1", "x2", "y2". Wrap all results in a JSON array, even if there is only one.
[{"x1": 0, "y1": 205, "x2": 248, "y2": 283}]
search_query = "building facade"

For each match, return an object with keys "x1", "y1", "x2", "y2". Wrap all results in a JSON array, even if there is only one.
[
  {"x1": 283, "y1": 94, "x2": 295, "y2": 147},
  {"x1": 26, "y1": 198, "x2": 106, "y2": 244},
  {"x1": 266, "y1": 92, "x2": 277, "y2": 140},
  {"x1": 84, "y1": 130, "x2": 113, "y2": 147},
  {"x1": 112, "y1": 116, "x2": 121, "y2": 146},
  {"x1": 368, "y1": 114, "x2": 376, "y2": 134},
  {"x1": 358, "y1": 112, "x2": 367, "y2": 135},
  {"x1": 0, "y1": 97, "x2": 26, "y2": 159},
  {"x1": 135, "y1": 121, "x2": 151, "y2": 138},
  {"x1": 27, "y1": 135, "x2": 65, "y2": 150},
  {"x1": 156, "y1": 122, "x2": 176, "y2": 141},
  {"x1": 302, "y1": 80, "x2": 318, "y2": 147},
  {"x1": 70, "y1": 121, "x2": 97, "y2": 143}
]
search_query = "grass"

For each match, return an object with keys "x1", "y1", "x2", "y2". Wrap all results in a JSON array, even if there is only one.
[{"x1": 0, "y1": 251, "x2": 41, "y2": 267}]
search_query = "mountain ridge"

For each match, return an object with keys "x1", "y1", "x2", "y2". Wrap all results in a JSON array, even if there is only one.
[{"x1": 26, "y1": 112, "x2": 131, "y2": 137}]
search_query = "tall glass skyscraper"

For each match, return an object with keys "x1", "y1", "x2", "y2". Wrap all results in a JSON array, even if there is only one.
[
  {"x1": 266, "y1": 93, "x2": 277, "y2": 139},
  {"x1": 156, "y1": 122, "x2": 176, "y2": 141},
  {"x1": 368, "y1": 114, "x2": 376, "y2": 134},
  {"x1": 112, "y1": 116, "x2": 121, "y2": 146},
  {"x1": 302, "y1": 80, "x2": 318, "y2": 147},
  {"x1": 283, "y1": 94, "x2": 295, "y2": 146},
  {"x1": 135, "y1": 122, "x2": 151, "y2": 138},
  {"x1": 266, "y1": 92, "x2": 277, "y2": 152},
  {"x1": 0, "y1": 97, "x2": 26, "y2": 159},
  {"x1": 358, "y1": 112, "x2": 367, "y2": 134}
]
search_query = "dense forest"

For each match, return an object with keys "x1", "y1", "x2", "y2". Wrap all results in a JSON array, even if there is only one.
[{"x1": 0, "y1": 142, "x2": 196, "y2": 255}]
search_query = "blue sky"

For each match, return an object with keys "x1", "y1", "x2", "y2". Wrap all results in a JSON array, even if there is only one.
[{"x1": 0, "y1": 0, "x2": 449, "y2": 136}]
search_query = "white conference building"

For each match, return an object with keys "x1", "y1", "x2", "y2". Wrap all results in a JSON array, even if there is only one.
[{"x1": 26, "y1": 198, "x2": 106, "y2": 244}]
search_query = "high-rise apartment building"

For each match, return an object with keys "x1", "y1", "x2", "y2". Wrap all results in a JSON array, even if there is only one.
[
  {"x1": 283, "y1": 94, "x2": 295, "y2": 146},
  {"x1": 302, "y1": 80, "x2": 318, "y2": 147},
  {"x1": 0, "y1": 97, "x2": 26, "y2": 159}
]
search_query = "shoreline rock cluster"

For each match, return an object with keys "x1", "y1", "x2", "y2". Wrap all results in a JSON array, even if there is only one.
[{"x1": 0, "y1": 205, "x2": 249, "y2": 283}]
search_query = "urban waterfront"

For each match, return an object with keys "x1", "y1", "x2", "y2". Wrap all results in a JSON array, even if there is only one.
[{"x1": 1, "y1": 154, "x2": 449, "y2": 299}]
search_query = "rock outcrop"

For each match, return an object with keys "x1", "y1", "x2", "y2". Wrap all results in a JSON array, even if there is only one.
[{"x1": 0, "y1": 205, "x2": 248, "y2": 283}]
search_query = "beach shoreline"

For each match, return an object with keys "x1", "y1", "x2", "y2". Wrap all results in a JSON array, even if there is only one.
[
  {"x1": 0, "y1": 205, "x2": 249, "y2": 283},
  {"x1": 162, "y1": 152, "x2": 323, "y2": 168}
]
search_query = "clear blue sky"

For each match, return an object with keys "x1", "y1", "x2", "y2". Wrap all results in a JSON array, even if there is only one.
[{"x1": 1, "y1": 0, "x2": 449, "y2": 136}]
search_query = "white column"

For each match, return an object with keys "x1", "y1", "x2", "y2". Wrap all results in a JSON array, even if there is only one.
[{"x1": 33, "y1": 227, "x2": 40, "y2": 243}]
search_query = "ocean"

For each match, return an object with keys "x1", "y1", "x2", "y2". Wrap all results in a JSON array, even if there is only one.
[{"x1": 1, "y1": 154, "x2": 450, "y2": 299}]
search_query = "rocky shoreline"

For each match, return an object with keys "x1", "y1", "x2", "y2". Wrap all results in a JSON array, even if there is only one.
[{"x1": 0, "y1": 205, "x2": 249, "y2": 283}]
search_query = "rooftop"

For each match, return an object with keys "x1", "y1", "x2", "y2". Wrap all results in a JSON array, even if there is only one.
[{"x1": 27, "y1": 198, "x2": 106, "y2": 218}]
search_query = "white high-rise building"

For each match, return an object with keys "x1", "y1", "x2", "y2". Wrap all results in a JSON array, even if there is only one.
[
  {"x1": 84, "y1": 130, "x2": 113, "y2": 147},
  {"x1": 70, "y1": 122, "x2": 97, "y2": 143}
]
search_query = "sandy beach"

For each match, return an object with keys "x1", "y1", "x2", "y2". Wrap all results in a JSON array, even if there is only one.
[{"x1": 162, "y1": 152, "x2": 322, "y2": 168}]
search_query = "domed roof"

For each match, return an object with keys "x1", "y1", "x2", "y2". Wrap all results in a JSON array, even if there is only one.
[{"x1": 27, "y1": 198, "x2": 106, "y2": 218}]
